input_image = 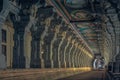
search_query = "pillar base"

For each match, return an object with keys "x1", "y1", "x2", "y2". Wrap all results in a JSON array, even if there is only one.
[
  {"x1": 45, "y1": 60, "x2": 51, "y2": 68},
  {"x1": 30, "y1": 59, "x2": 41, "y2": 68},
  {"x1": 0, "y1": 54, "x2": 6, "y2": 69},
  {"x1": 54, "y1": 61, "x2": 59, "y2": 68}
]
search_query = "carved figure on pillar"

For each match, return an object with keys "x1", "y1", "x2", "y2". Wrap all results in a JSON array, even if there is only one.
[
  {"x1": 10, "y1": 1, "x2": 33, "y2": 68},
  {"x1": 30, "y1": 21, "x2": 44, "y2": 68}
]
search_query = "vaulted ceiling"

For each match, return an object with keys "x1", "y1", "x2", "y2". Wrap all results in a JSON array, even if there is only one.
[{"x1": 47, "y1": 0, "x2": 120, "y2": 63}]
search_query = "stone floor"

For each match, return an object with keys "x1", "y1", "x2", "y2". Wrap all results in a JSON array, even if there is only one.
[{"x1": 58, "y1": 70, "x2": 108, "y2": 80}]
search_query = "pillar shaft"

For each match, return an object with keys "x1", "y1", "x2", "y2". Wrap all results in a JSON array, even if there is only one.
[
  {"x1": 44, "y1": 28, "x2": 54, "y2": 68},
  {"x1": 79, "y1": 51, "x2": 82, "y2": 67},
  {"x1": 75, "y1": 48, "x2": 80, "y2": 67},
  {"x1": 53, "y1": 37, "x2": 61, "y2": 68},
  {"x1": 65, "y1": 41, "x2": 71, "y2": 68},
  {"x1": 58, "y1": 33, "x2": 66, "y2": 68},
  {"x1": 77, "y1": 50, "x2": 81, "y2": 67},
  {"x1": 74, "y1": 45, "x2": 78, "y2": 67},
  {"x1": 72, "y1": 43, "x2": 78, "y2": 68},
  {"x1": 68, "y1": 43, "x2": 73, "y2": 67},
  {"x1": 40, "y1": 18, "x2": 50, "y2": 68},
  {"x1": 11, "y1": 8, "x2": 29, "y2": 68},
  {"x1": 30, "y1": 22, "x2": 44, "y2": 68},
  {"x1": 12, "y1": 27, "x2": 26, "y2": 68},
  {"x1": 70, "y1": 46, "x2": 75, "y2": 68},
  {"x1": 50, "y1": 25, "x2": 60, "y2": 68}
]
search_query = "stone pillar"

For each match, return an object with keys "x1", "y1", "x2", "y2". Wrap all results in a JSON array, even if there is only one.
[
  {"x1": 79, "y1": 51, "x2": 83, "y2": 67},
  {"x1": 65, "y1": 36, "x2": 72, "y2": 68},
  {"x1": 82, "y1": 49, "x2": 86, "y2": 67},
  {"x1": 50, "y1": 16, "x2": 62, "y2": 68},
  {"x1": 30, "y1": 23, "x2": 44, "y2": 68},
  {"x1": 75, "y1": 46, "x2": 80, "y2": 67},
  {"x1": 60, "y1": 32, "x2": 67, "y2": 68},
  {"x1": 43, "y1": 25, "x2": 55, "y2": 68},
  {"x1": 37, "y1": 7, "x2": 53, "y2": 68},
  {"x1": 40, "y1": 20, "x2": 49, "y2": 68},
  {"x1": 68, "y1": 43, "x2": 73, "y2": 67},
  {"x1": 11, "y1": 9, "x2": 29, "y2": 68},
  {"x1": 40, "y1": 17, "x2": 51, "y2": 68},
  {"x1": 24, "y1": 32, "x2": 32, "y2": 68},
  {"x1": 53, "y1": 24, "x2": 63, "y2": 68},
  {"x1": 81, "y1": 53, "x2": 84, "y2": 67},
  {"x1": 24, "y1": 4, "x2": 38, "y2": 68},
  {"x1": 77, "y1": 49, "x2": 81, "y2": 67},
  {"x1": 53, "y1": 35, "x2": 61, "y2": 68},
  {"x1": 72, "y1": 42, "x2": 78, "y2": 68},
  {"x1": 58, "y1": 32, "x2": 66, "y2": 68},
  {"x1": 43, "y1": 40, "x2": 51, "y2": 68},
  {"x1": 50, "y1": 24, "x2": 61, "y2": 68},
  {"x1": 63, "y1": 36, "x2": 70, "y2": 68},
  {"x1": 69, "y1": 39, "x2": 75, "y2": 67},
  {"x1": 60, "y1": 39, "x2": 67, "y2": 68},
  {"x1": 73, "y1": 43, "x2": 79, "y2": 67},
  {"x1": 12, "y1": 25, "x2": 26, "y2": 68},
  {"x1": 71, "y1": 46, "x2": 76, "y2": 68}
]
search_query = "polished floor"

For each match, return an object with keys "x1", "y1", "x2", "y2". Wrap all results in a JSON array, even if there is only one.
[{"x1": 58, "y1": 70, "x2": 107, "y2": 80}]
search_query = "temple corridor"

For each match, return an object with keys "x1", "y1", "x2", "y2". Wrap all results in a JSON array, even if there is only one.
[{"x1": 0, "y1": 0, "x2": 120, "y2": 80}]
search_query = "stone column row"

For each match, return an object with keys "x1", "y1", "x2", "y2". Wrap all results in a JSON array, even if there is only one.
[
  {"x1": 1, "y1": 3, "x2": 93, "y2": 69},
  {"x1": 0, "y1": 0, "x2": 19, "y2": 69}
]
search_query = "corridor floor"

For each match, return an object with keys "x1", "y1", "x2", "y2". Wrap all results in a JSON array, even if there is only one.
[{"x1": 57, "y1": 70, "x2": 106, "y2": 80}]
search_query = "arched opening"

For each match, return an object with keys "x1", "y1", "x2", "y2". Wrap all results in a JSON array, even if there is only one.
[{"x1": 93, "y1": 56, "x2": 105, "y2": 70}]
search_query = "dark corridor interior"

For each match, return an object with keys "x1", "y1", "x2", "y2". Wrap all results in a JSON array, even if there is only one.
[{"x1": 0, "y1": 0, "x2": 120, "y2": 80}]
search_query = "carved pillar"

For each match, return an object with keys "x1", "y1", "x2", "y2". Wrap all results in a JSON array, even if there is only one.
[
  {"x1": 53, "y1": 24, "x2": 63, "y2": 68},
  {"x1": 72, "y1": 42, "x2": 78, "y2": 68},
  {"x1": 68, "y1": 43, "x2": 73, "y2": 68},
  {"x1": 50, "y1": 16, "x2": 62, "y2": 68},
  {"x1": 24, "y1": 32, "x2": 32, "y2": 68},
  {"x1": 43, "y1": 21, "x2": 55, "y2": 68},
  {"x1": 63, "y1": 32, "x2": 71, "y2": 68},
  {"x1": 36, "y1": 7, "x2": 53, "y2": 68},
  {"x1": 60, "y1": 37, "x2": 67, "y2": 68},
  {"x1": 70, "y1": 40, "x2": 76, "y2": 68},
  {"x1": 40, "y1": 19, "x2": 50, "y2": 68},
  {"x1": 65, "y1": 36, "x2": 72, "y2": 68},
  {"x1": 40, "y1": 18, "x2": 49, "y2": 68},
  {"x1": 79, "y1": 51, "x2": 83, "y2": 67},
  {"x1": 12, "y1": 24, "x2": 26, "y2": 68},
  {"x1": 69, "y1": 39, "x2": 75, "y2": 67},
  {"x1": 78, "y1": 47, "x2": 82, "y2": 67},
  {"x1": 30, "y1": 21, "x2": 44, "y2": 68},
  {"x1": 44, "y1": 35, "x2": 54, "y2": 68},
  {"x1": 57, "y1": 31, "x2": 65, "y2": 68},
  {"x1": 76, "y1": 45, "x2": 80, "y2": 67},
  {"x1": 50, "y1": 24, "x2": 61, "y2": 68},
  {"x1": 24, "y1": 4, "x2": 38, "y2": 68},
  {"x1": 81, "y1": 53, "x2": 84, "y2": 67},
  {"x1": 75, "y1": 46, "x2": 80, "y2": 67},
  {"x1": 11, "y1": 6, "x2": 29, "y2": 68},
  {"x1": 77, "y1": 49, "x2": 81, "y2": 67}
]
